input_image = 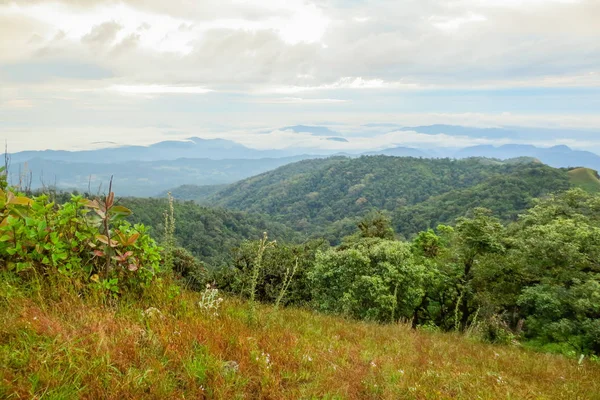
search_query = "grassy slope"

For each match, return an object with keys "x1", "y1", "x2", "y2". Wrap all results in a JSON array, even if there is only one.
[
  {"x1": 1, "y1": 278, "x2": 599, "y2": 399},
  {"x1": 568, "y1": 168, "x2": 600, "y2": 193}
]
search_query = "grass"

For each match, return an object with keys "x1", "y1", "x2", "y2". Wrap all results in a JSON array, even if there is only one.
[
  {"x1": 568, "y1": 168, "x2": 600, "y2": 194},
  {"x1": 1, "y1": 275, "x2": 600, "y2": 399}
]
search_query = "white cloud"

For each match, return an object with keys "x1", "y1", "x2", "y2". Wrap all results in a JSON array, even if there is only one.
[
  {"x1": 253, "y1": 97, "x2": 348, "y2": 104},
  {"x1": 267, "y1": 77, "x2": 423, "y2": 94},
  {"x1": 108, "y1": 84, "x2": 214, "y2": 95},
  {"x1": 429, "y1": 13, "x2": 487, "y2": 32},
  {"x1": 198, "y1": 126, "x2": 600, "y2": 153},
  {"x1": 1, "y1": 0, "x2": 599, "y2": 152}
]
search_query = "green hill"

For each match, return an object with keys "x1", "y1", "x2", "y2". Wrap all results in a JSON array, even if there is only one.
[
  {"x1": 122, "y1": 198, "x2": 298, "y2": 268},
  {"x1": 159, "y1": 184, "x2": 228, "y2": 202},
  {"x1": 394, "y1": 165, "x2": 571, "y2": 237},
  {"x1": 205, "y1": 156, "x2": 571, "y2": 242},
  {"x1": 568, "y1": 167, "x2": 600, "y2": 193}
]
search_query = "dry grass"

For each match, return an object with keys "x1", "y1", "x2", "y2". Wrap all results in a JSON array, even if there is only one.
[{"x1": 1, "y1": 277, "x2": 600, "y2": 399}]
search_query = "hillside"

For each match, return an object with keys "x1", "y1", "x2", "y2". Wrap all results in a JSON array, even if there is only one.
[
  {"x1": 2, "y1": 278, "x2": 599, "y2": 399},
  {"x1": 160, "y1": 184, "x2": 228, "y2": 202},
  {"x1": 122, "y1": 198, "x2": 298, "y2": 267},
  {"x1": 394, "y1": 165, "x2": 571, "y2": 236},
  {"x1": 568, "y1": 168, "x2": 600, "y2": 193},
  {"x1": 206, "y1": 156, "x2": 572, "y2": 242}
]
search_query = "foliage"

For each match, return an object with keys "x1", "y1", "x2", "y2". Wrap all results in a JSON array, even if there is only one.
[
  {"x1": 355, "y1": 210, "x2": 396, "y2": 240},
  {"x1": 394, "y1": 165, "x2": 571, "y2": 237},
  {"x1": 0, "y1": 179, "x2": 161, "y2": 295},
  {"x1": 171, "y1": 246, "x2": 207, "y2": 291},
  {"x1": 10, "y1": 156, "x2": 600, "y2": 357},
  {"x1": 518, "y1": 280, "x2": 600, "y2": 354},
  {"x1": 309, "y1": 239, "x2": 427, "y2": 322},
  {"x1": 214, "y1": 238, "x2": 326, "y2": 307},
  {"x1": 122, "y1": 197, "x2": 297, "y2": 268},
  {"x1": 208, "y1": 156, "x2": 571, "y2": 243},
  {"x1": 249, "y1": 233, "x2": 276, "y2": 308},
  {"x1": 205, "y1": 187, "x2": 600, "y2": 355},
  {"x1": 198, "y1": 283, "x2": 224, "y2": 316}
]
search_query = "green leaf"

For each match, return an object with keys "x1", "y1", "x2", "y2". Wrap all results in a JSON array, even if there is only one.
[{"x1": 110, "y1": 205, "x2": 132, "y2": 217}]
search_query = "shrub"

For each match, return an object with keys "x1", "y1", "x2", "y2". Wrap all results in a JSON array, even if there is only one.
[
  {"x1": 172, "y1": 246, "x2": 206, "y2": 290},
  {"x1": 0, "y1": 184, "x2": 161, "y2": 296}
]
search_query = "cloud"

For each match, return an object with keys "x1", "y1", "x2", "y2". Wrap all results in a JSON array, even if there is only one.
[
  {"x1": 0, "y1": 0, "x2": 599, "y2": 152},
  {"x1": 0, "y1": 61, "x2": 113, "y2": 82},
  {"x1": 196, "y1": 125, "x2": 600, "y2": 153},
  {"x1": 2, "y1": 0, "x2": 597, "y2": 89},
  {"x1": 107, "y1": 84, "x2": 214, "y2": 95},
  {"x1": 253, "y1": 97, "x2": 349, "y2": 104},
  {"x1": 1, "y1": 99, "x2": 33, "y2": 109},
  {"x1": 81, "y1": 21, "x2": 123, "y2": 47}
]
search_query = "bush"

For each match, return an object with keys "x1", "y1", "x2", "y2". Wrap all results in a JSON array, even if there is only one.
[
  {"x1": 171, "y1": 246, "x2": 207, "y2": 290},
  {"x1": 476, "y1": 314, "x2": 518, "y2": 345},
  {"x1": 0, "y1": 183, "x2": 161, "y2": 296}
]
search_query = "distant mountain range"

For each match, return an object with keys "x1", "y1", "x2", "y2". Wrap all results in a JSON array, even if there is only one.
[
  {"x1": 453, "y1": 144, "x2": 600, "y2": 171},
  {"x1": 10, "y1": 155, "x2": 322, "y2": 197},
  {"x1": 9, "y1": 137, "x2": 285, "y2": 164},
  {"x1": 7, "y1": 125, "x2": 600, "y2": 197}
]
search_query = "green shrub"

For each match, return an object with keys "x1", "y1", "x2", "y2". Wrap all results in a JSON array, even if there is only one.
[
  {"x1": 171, "y1": 246, "x2": 206, "y2": 290},
  {"x1": 0, "y1": 185, "x2": 161, "y2": 296}
]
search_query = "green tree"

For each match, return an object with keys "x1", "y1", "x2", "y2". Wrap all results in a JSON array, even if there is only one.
[
  {"x1": 451, "y1": 208, "x2": 505, "y2": 331},
  {"x1": 309, "y1": 239, "x2": 426, "y2": 322}
]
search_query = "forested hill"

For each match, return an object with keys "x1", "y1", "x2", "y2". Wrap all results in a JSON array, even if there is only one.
[
  {"x1": 205, "y1": 156, "x2": 573, "y2": 242},
  {"x1": 122, "y1": 198, "x2": 298, "y2": 267}
]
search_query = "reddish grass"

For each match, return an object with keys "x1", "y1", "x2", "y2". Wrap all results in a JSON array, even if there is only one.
[{"x1": 1, "y1": 280, "x2": 600, "y2": 399}]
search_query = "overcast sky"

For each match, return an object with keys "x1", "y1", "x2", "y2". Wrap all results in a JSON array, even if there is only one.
[{"x1": 1, "y1": 0, "x2": 599, "y2": 152}]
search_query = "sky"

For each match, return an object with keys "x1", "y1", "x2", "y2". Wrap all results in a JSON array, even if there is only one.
[{"x1": 1, "y1": 0, "x2": 599, "y2": 152}]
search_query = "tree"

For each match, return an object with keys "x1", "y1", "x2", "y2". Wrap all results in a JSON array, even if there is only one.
[
  {"x1": 357, "y1": 210, "x2": 395, "y2": 240},
  {"x1": 452, "y1": 208, "x2": 505, "y2": 330},
  {"x1": 309, "y1": 239, "x2": 426, "y2": 322}
]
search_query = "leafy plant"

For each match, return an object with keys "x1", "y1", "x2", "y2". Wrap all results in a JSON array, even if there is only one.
[{"x1": 0, "y1": 180, "x2": 161, "y2": 295}]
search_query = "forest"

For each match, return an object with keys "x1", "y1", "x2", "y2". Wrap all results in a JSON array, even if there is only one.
[{"x1": 103, "y1": 156, "x2": 600, "y2": 356}]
